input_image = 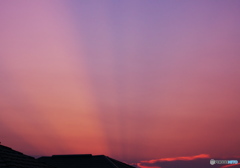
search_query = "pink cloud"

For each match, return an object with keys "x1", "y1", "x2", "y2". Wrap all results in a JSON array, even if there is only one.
[
  {"x1": 136, "y1": 154, "x2": 210, "y2": 168},
  {"x1": 135, "y1": 155, "x2": 240, "y2": 168},
  {"x1": 136, "y1": 162, "x2": 162, "y2": 168},
  {"x1": 141, "y1": 154, "x2": 210, "y2": 163}
]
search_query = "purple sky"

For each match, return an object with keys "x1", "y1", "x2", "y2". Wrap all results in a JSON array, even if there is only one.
[{"x1": 1, "y1": 0, "x2": 240, "y2": 167}]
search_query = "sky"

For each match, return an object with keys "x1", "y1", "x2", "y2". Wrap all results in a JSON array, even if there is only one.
[{"x1": 0, "y1": 0, "x2": 240, "y2": 167}]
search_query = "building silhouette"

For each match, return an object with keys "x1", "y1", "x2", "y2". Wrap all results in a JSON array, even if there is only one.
[
  {"x1": 0, "y1": 144, "x2": 51, "y2": 168},
  {"x1": 38, "y1": 154, "x2": 135, "y2": 168},
  {"x1": 0, "y1": 144, "x2": 134, "y2": 168}
]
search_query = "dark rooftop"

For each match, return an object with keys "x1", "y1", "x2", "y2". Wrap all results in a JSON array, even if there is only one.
[
  {"x1": 38, "y1": 154, "x2": 135, "y2": 168},
  {"x1": 0, "y1": 143, "x2": 134, "y2": 168},
  {"x1": 0, "y1": 144, "x2": 53, "y2": 168}
]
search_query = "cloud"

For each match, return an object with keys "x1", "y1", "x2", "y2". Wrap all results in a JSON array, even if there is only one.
[
  {"x1": 135, "y1": 154, "x2": 240, "y2": 168},
  {"x1": 136, "y1": 163, "x2": 162, "y2": 168},
  {"x1": 141, "y1": 154, "x2": 210, "y2": 163}
]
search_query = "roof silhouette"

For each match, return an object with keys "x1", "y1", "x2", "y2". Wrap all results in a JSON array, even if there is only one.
[
  {"x1": 0, "y1": 144, "x2": 53, "y2": 168},
  {"x1": 0, "y1": 144, "x2": 134, "y2": 168},
  {"x1": 38, "y1": 154, "x2": 135, "y2": 168}
]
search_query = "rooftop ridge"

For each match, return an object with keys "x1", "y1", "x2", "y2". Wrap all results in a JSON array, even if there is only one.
[
  {"x1": 104, "y1": 156, "x2": 119, "y2": 168},
  {"x1": 0, "y1": 144, "x2": 13, "y2": 150},
  {"x1": 107, "y1": 157, "x2": 136, "y2": 168},
  {"x1": 0, "y1": 144, "x2": 25, "y2": 156}
]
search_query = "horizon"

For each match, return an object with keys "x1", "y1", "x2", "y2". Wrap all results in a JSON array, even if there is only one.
[{"x1": 1, "y1": 0, "x2": 240, "y2": 168}]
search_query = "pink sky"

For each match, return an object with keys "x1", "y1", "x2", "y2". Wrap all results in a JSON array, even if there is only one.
[{"x1": 0, "y1": 0, "x2": 240, "y2": 165}]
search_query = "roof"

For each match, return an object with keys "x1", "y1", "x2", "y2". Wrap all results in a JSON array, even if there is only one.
[
  {"x1": 38, "y1": 154, "x2": 135, "y2": 168},
  {"x1": 0, "y1": 144, "x2": 53, "y2": 168}
]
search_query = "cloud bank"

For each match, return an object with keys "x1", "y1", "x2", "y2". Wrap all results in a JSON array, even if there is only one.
[{"x1": 134, "y1": 154, "x2": 240, "y2": 168}]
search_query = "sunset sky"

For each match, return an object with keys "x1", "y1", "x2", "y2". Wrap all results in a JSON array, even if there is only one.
[{"x1": 1, "y1": 0, "x2": 240, "y2": 167}]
